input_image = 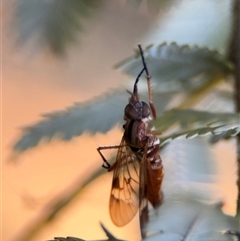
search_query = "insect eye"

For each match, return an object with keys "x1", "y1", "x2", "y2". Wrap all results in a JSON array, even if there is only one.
[
  {"x1": 125, "y1": 104, "x2": 139, "y2": 120},
  {"x1": 124, "y1": 101, "x2": 150, "y2": 120},
  {"x1": 141, "y1": 102, "x2": 150, "y2": 117}
]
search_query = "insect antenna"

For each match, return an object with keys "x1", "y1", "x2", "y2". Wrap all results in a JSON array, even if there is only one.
[
  {"x1": 133, "y1": 67, "x2": 145, "y2": 95},
  {"x1": 138, "y1": 44, "x2": 157, "y2": 119},
  {"x1": 138, "y1": 45, "x2": 149, "y2": 76}
]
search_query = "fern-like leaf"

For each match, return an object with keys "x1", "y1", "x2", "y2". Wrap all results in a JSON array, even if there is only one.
[
  {"x1": 156, "y1": 109, "x2": 240, "y2": 145},
  {"x1": 155, "y1": 109, "x2": 240, "y2": 131},
  {"x1": 12, "y1": 107, "x2": 240, "y2": 155},
  {"x1": 160, "y1": 125, "x2": 240, "y2": 146},
  {"x1": 145, "y1": 198, "x2": 238, "y2": 241},
  {"x1": 210, "y1": 130, "x2": 239, "y2": 144},
  {"x1": 13, "y1": 90, "x2": 127, "y2": 153},
  {"x1": 116, "y1": 43, "x2": 232, "y2": 85},
  {"x1": 11, "y1": 90, "x2": 171, "y2": 155}
]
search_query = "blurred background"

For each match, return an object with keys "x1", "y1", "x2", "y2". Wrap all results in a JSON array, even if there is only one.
[{"x1": 2, "y1": 0, "x2": 238, "y2": 241}]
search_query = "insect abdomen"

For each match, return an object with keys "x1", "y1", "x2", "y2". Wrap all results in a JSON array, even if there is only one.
[{"x1": 148, "y1": 154, "x2": 164, "y2": 207}]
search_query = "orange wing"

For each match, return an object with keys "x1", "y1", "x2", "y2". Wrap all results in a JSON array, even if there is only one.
[{"x1": 109, "y1": 137, "x2": 141, "y2": 226}]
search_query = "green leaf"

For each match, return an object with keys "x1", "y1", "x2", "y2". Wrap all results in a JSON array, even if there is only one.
[
  {"x1": 162, "y1": 138, "x2": 220, "y2": 202},
  {"x1": 116, "y1": 43, "x2": 233, "y2": 86},
  {"x1": 46, "y1": 198, "x2": 239, "y2": 241},
  {"x1": 11, "y1": 89, "x2": 172, "y2": 154},
  {"x1": 12, "y1": 102, "x2": 239, "y2": 155},
  {"x1": 12, "y1": 90, "x2": 127, "y2": 153},
  {"x1": 160, "y1": 125, "x2": 240, "y2": 146},
  {"x1": 210, "y1": 130, "x2": 240, "y2": 144},
  {"x1": 145, "y1": 198, "x2": 238, "y2": 241},
  {"x1": 155, "y1": 109, "x2": 240, "y2": 132},
  {"x1": 14, "y1": 0, "x2": 101, "y2": 54},
  {"x1": 156, "y1": 109, "x2": 240, "y2": 145}
]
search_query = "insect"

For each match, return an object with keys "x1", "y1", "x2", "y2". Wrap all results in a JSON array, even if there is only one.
[{"x1": 97, "y1": 45, "x2": 163, "y2": 235}]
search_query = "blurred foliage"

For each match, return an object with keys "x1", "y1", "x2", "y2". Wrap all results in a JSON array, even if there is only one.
[
  {"x1": 124, "y1": 0, "x2": 184, "y2": 15},
  {"x1": 15, "y1": 0, "x2": 101, "y2": 54},
  {"x1": 14, "y1": 0, "x2": 186, "y2": 55}
]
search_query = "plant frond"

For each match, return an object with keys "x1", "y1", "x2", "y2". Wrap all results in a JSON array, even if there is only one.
[
  {"x1": 11, "y1": 90, "x2": 172, "y2": 155},
  {"x1": 116, "y1": 43, "x2": 233, "y2": 86},
  {"x1": 155, "y1": 109, "x2": 239, "y2": 132},
  {"x1": 145, "y1": 197, "x2": 238, "y2": 241}
]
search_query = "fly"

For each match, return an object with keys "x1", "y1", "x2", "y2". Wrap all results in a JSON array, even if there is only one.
[{"x1": 97, "y1": 45, "x2": 163, "y2": 237}]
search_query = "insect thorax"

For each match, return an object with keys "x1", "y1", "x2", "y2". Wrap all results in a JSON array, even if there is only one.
[{"x1": 123, "y1": 118, "x2": 152, "y2": 149}]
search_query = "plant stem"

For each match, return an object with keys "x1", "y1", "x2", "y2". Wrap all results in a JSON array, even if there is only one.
[{"x1": 229, "y1": 0, "x2": 240, "y2": 216}]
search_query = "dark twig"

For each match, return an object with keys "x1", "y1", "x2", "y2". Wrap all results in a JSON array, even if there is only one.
[{"x1": 229, "y1": 0, "x2": 240, "y2": 216}]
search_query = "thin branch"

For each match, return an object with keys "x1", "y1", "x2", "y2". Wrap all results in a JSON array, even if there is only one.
[{"x1": 229, "y1": 0, "x2": 240, "y2": 216}]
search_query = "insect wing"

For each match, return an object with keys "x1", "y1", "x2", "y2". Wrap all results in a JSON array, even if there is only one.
[{"x1": 109, "y1": 138, "x2": 140, "y2": 226}]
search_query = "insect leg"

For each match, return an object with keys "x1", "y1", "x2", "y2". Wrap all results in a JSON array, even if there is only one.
[
  {"x1": 139, "y1": 143, "x2": 149, "y2": 238},
  {"x1": 138, "y1": 45, "x2": 157, "y2": 119},
  {"x1": 147, "y1": 75, "x2": 157, "y2": 119},
  {"x1": 97, "y1": 145, "x2": 123, "y2": 170}
]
